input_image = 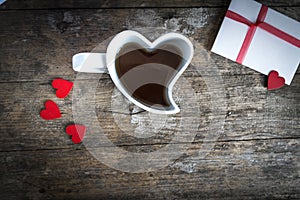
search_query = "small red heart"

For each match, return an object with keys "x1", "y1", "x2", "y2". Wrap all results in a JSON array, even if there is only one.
[
  {"x1": 268, "y1": 70, "x2": 285, "y2": 90},
  {"x1": 66, "y1": 124, "x2": 86, "y2": 144},
  {"x1": 40, "y1": 100, "x2": 61, "y2": 120},
  {"x1": 52, "y1": 78, "x2": 73, "y2": 98}
]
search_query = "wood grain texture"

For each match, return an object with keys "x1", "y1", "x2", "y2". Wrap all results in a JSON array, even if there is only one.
[
  {"x1": 1, "y1": 0, "x2": 300, "y2": 9},
  {"x1": 0, "y1": 8, "x2": 299, "y2": 83},
  {"x1": 0, "y1": 3, "x2": 300, "y2": 200},
  {"x1": 1, "y1": 138, "x2": 299, "y2": 199}
]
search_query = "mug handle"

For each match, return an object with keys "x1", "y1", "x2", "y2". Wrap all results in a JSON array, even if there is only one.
[{"x1": 72, "y1": 53, "x2": 108, "y2": 73}]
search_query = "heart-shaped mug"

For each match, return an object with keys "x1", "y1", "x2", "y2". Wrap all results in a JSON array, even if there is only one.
[{"x1": 72, "y1": 30, "x2": 194, "y2": 114}]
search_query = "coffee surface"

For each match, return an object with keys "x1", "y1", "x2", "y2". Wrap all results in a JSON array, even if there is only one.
[{"x1": 115, "y1": 43, "x2": 184, "y2": 110}]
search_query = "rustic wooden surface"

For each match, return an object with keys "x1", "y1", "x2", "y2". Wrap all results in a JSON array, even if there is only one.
[{"x1": 0, "y1": 0, "x2": 299, "y2": 199}]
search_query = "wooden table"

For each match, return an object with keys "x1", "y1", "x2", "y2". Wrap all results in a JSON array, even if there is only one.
[{"x1": 0, "y1": 0, "x2": 299, "y2": 199}]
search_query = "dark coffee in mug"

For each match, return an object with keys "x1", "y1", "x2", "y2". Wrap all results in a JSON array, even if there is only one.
[{"x1": 115, "y1": 43, "x2": 184, "y2": 110}]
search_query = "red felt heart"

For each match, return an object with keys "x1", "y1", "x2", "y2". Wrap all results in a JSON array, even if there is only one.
[
  {"x1": 66, "y1": 124, "x2": 86, "y2": 144},
  {"x1": 40, "y1": 100, "x2": 61, "y2": 120},
  {"x1": 268, "y1": 70, "x2": 285, "y2": 90},
  {"x1": 52, "y1": 78, "x2": 73, "y2": 98}
]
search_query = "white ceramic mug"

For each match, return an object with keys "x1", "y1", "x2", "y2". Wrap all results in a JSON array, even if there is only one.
[{"x1": 72, "y1": 30, "x2": 194, "y2": 114}]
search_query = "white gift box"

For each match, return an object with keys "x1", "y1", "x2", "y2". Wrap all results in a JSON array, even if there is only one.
[{"x1": 211, "y1": 0, "x2": 300, "y2": 85}]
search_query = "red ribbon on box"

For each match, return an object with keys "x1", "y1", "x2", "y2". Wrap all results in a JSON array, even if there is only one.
[{"x1": 226, "y1": 5, "x2": 300, "y2": 64}]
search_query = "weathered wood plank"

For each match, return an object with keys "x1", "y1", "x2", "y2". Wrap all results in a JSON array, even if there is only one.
[
  {"x1": 0, "y1": 8, "x2": 299, "y2": 83},
  {"x1": 0, "y1": 138, "x2": 299, "y2": 199},
  {"x1": 1, "y1": 0, "x2": 300, "y2": 9},
  {"x1": 0, "y1": 74, "x2": 299, "y2": 151}
]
